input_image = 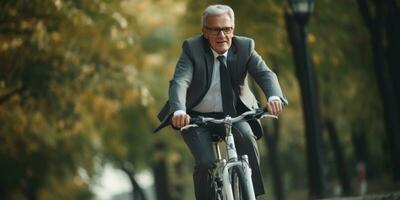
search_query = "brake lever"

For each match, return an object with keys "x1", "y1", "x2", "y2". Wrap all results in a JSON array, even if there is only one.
[
  {"x1": 245, "y1": 108, "x2": 267, "y2": 119},
  {"x1": 180, "y1": 124, "x2": 199, "y2": 131},
  {"x1": 260, "y1": 114, "x2": 278, "y2": 119}
]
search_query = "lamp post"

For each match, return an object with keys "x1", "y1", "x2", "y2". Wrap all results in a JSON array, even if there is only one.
[
  {"x1": 289, "y1": 0, "x2": 315, "y2": 26},
  {"x1": 285, "y1": 0, "x2": 326, "y2": 199}
]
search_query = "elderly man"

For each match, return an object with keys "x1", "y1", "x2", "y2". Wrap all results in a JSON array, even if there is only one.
[{"x1": 155, "y1": 4, "x2": 288, "y2": 199}]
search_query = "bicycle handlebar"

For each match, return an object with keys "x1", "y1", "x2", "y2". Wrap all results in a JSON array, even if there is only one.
[{"x1": 180, "y1": 108, "x2": 278, "y2": 131}]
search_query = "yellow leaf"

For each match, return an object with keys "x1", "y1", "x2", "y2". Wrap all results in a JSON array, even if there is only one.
[
  {"x1": 307, "y1": 33, "x2": 317, "y2": 44},
  {"x1": 312, "y1": 53, "x2": 321, "y2": 65}
]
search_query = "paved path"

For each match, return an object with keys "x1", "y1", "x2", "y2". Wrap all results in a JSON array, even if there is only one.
[{"x1": 321, "y1": 192, "x2": 400, "y2": 200}]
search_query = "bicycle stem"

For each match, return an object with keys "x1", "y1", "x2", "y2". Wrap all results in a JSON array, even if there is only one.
[{"x1": 224, "y1": 116, "x2": 238, "y2": 161}]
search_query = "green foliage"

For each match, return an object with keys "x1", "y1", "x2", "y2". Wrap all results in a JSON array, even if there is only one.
[{"x1": 0, "y1": 0, "x2": 187, "y2": 198}]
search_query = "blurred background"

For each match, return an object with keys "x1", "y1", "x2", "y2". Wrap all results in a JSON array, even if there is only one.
[{"x1": 1, "y1": 0, "x2": 399, "y2": 200}]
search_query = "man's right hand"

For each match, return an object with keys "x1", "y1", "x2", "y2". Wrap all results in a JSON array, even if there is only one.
[{"x1": 172, "y1": 110, "x2": 191, "y2": 128}]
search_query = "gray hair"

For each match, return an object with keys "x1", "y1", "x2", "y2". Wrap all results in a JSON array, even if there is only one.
[{"x1": 201, "y1": 5, "x2": 235, "y2": 27}]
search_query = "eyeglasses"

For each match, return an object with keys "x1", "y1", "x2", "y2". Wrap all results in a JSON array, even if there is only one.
[{"x1": 205, "y1": 27, "x2": 234, "y2": 35}]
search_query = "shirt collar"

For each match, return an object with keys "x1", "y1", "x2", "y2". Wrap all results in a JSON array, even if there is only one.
[{"x1": 211, "y1": 48, "x2": 228, "y2": 59}]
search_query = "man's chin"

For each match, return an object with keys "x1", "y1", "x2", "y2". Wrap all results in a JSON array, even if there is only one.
[
  {"x1": 213, "y1": 46, "x2": 229, "y2": 53},
  {"x1": 215, "y1": 49, "x2": 227, "y2": 54}
]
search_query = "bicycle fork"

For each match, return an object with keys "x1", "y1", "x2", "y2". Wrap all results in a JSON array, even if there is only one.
[
  {"x1": 241, "y1": 155, "x2": 256, "y2": 199},
  {"x1": 215, "y1": 141, "x2": 254, "y2": 200},
  {"x1": 220, "y1": 157, "x2": 255, "y2": 200},
  {"x1": 219, "y1": 118, "x2": 256, "y2": 200}
]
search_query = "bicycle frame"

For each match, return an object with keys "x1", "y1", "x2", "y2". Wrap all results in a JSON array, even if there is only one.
[
  {"x1": 213, "y1": 116, "x2": 256, "y2": 200},
  {"x1": 181, "y1": 109, "x2": 277, "y2": 200}
]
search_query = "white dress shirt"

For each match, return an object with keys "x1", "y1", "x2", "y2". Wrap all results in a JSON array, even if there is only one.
[{"x1": 191, "y1": 49, "x2": 227, "y2": 113}]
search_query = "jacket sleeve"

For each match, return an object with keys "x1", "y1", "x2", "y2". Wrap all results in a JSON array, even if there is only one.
[
  {"x1": 168, "y1": 40, "x2": 194, "y2": 112},
  {"x1": 246, "y1": 39, "x2": 288, "y2": 106}
]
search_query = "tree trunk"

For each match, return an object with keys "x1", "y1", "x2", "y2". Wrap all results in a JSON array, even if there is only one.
[
  {"x1": 263, "y1": 120, "x2": 285, "y2": 200},
  {"x1": 385, "y1": 0, "x2": 400, "y2": 180},
  {"x1": 153, "y1": 158, "x2": 172, "y2": 200},
  {"x1": 152, "y1": 142, "x2": 172, "y2": 200},
  {"x1": 121, "y1": 163, "x2": 147, "y2": 200},
  {"x1": 386, "y1": 0, "x2": 400, "y2": 110},
  {"x1": 25, "y1": 188, "x2": 37, "y2": 200},
  {"x1": 172, "y1": 160, "x2": 185, "y2": 200},
  {"x1": 325, "y1": 119, "x2": 352, "y2": 196},
  {"x1": 285, "y1": 12, "x2": 326, "y2": 199},
  {"x1": 351, "y1": 124, "x2": 369, "y2": 195},
  {"x1": 23, "y1": 178, "x2": 39, "y2": 200},
  {"x1": 351, "y1": 124, "x2": 369, "y2": 168},
  {"x1": 357, "y1": 0, "x2": 400, "y2": 181}
]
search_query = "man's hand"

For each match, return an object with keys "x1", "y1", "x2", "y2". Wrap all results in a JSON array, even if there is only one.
[
  {"x1": 266, "y1": 100, "x2": 282, "y2": 116},
  {"x1": 172, "y1": 111, "x2": 191, "y2": 128}
]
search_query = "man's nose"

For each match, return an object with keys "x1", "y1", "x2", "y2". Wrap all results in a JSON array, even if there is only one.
[{"x1": 217, "y1": 30, "x2": 226, "y2": 37}]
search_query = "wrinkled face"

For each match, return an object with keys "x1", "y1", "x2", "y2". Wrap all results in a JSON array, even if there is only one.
[{"x1": 202, "y1": 13, "x2": 234, "y2": 54}]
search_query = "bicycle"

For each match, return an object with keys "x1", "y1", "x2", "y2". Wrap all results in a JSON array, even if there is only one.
[{"x1": 181, "y1": 108, "x2": 277, "y2": 200}]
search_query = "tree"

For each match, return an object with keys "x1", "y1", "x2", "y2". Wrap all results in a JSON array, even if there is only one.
[
  {"x1": 0, "y1": 0, "x2": 176, "y2": 198},
  {"x1": 357, "y1": 0, "x2": 400, "y2": 181}
]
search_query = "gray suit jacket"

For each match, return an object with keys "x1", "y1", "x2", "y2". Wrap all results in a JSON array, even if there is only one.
[{"x1": 154, "y1": 35, "x2": 287, "y2": 139}]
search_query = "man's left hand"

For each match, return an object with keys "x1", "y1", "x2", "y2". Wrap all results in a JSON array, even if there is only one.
[{"x1": 266, "y1": 100, "x2": 282, "y2": 116}]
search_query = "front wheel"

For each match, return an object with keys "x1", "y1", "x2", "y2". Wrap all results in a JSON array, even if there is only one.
[{"x1": 230, "y1": 166, "x2": 254, "y2": 200}]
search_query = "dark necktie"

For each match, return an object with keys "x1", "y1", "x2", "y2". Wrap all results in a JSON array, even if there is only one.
[{"x1": 217, "y1": 55, "x2": 236, "y2": 117}]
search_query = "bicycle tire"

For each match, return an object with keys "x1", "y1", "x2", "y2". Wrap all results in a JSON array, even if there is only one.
[{"x1": 230, "y1": 166, "x2": 253, "y2": 200}]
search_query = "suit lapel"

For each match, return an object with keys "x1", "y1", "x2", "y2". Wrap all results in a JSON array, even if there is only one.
[
  {"x1": 227, "y1": 41, "x2": 238, "y2": 94},
  {"x1": 203, "y1": 37, "x2": 214, "y2": 88}
]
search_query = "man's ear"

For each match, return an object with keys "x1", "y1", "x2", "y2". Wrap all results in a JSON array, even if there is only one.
[{"x1": 202, "y1": 28, "x2": 208, "y2": 39}]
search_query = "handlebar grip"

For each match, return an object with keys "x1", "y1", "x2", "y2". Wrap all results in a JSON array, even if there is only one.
[
  {"x1": 243, "y1": 108, "x2": 267, "y2": 120},
  {"x1": 257, "y1": 107, "x2": 268, "y2": 113},
  {"x1": 189, "y1": 116, "x2": 205, "y2": 125}
]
